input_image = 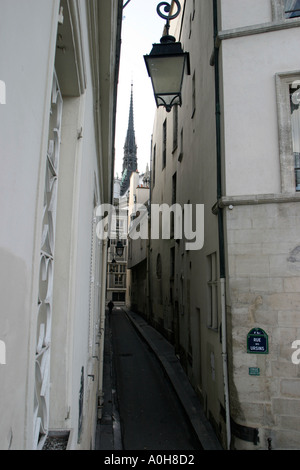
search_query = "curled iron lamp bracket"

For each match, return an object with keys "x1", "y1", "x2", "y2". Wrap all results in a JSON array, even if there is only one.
[{"x1": 157, "y1": 0, "x2": 181, "y2": 35}]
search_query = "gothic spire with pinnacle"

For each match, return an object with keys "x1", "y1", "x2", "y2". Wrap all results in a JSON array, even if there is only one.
[{"x1": 121, "y1": 83, "x2": 138, "y2": 196}]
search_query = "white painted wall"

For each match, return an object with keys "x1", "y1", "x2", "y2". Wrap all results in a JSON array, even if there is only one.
[
  {"x1": 0, "y1": 0, "x2": 59, "y2": 449},
  {"x1": 0, "y1": 0, "x2": 121, "y2": 450},
  {"x1": 222, "y1": 27, "x2": 300, "y2": 196},
  {"x1": 220, "y1": 0, "x2": 272, "y2": 30}
]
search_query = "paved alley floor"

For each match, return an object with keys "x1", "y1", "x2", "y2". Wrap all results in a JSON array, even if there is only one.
[{"x1": 96, "y1": 307, "x2": 222, "y2": 451}]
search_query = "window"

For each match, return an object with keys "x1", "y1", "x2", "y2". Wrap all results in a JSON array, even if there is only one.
[
  {"x1": 207, "y1": 252, "x2": 218, "y2": 330},
  {"x1": 152, "y1": 144, "x2": 156, "y2": 187},
  {"x1": 109, "y1": 263, "x2": 118, "y2": 273},
  {"x1": 170, "y1": 247, "x2": 175, "y2": 280},
  {"x1": 156, "y1": 254, "x2": 162, "y2": 279},
  {"x1": 272, "y1": 0, "x2": 300, "y2": 20},
  {"x1": 171, "y1": 173, "x2": 177, "y2": 237},
  {"x1": 109, "y1": 263, "x2": 126, "y2": 274},
  {"x1": 78, "y1": 367, "x2": 84, "y2": 441},
  {"x1": 276, "y1": 72, "x2": 300, "y2": 192},
  {"x1": 178, "y1": 127, "x2": 184, "y2": 162},
  {"x1": 285, "y1": 0, "x2": 300, "y2": 18},
  {"x1": 162, "y1": 119, "x2": 167, "y2": 169},
  {"x1": 172, "y1": 172, "x2": 177, "y2": 205},
  {"x1": 173, "y1": 105, "x2": 178, "y2": 151},
  {"x1": 115, "y1": 274, "x2": 123, "y2": 286},
  {"x1": 290, "y1": 83, "x2": 300, "y2": 190},
  {"x1": 189, "y1": 14, "x2": 192, "y2": 38},
  {"x1": 192, "y1": 72, "x2": 196, "y2": 118},
  {"x1": 112, "y1": 292, "x2": 125, "y2": 302}
]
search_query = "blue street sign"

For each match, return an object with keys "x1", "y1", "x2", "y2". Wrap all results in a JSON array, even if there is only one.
[{"x1": 247, "y1": 328, "x2": 269, "y2": 354}]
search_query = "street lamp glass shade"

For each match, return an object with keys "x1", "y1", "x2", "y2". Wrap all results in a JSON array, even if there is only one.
[
  {"x1": 144, "y1": 39, "x2": 190, "y2": 112},
  {"x1": 145, "y1": 54, "x2": 186, "y2": 109},
  {"x1": 116, "y1": 241, "x2": 124, "y2": 257}
]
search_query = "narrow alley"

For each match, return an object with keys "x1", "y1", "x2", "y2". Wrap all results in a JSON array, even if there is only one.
[{"x1": 96, "y1": 307, "x2": 221, "y2": 452}]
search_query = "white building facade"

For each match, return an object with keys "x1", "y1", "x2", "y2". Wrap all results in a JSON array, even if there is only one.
[
  {"x1": 127, "y1": 170, "x2": 150, "y2": 314},
  {"x1": 0, "y1": 0, "x2": 122, "y2": 450},
  {"x1": 106, "y1": 179, "x2": 128, "y2": 306}
]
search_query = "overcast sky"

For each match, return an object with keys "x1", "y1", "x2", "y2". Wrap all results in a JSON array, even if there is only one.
[{"x1": 114, "y1": 0, "x2": 165, "y2": 177}]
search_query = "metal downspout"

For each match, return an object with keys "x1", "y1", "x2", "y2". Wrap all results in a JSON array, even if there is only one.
[{"x1": 213, "y1": 0, "x2": 231, "y2": 450}]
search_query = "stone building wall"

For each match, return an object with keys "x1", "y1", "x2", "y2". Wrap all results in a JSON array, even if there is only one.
[{"x1": 226, "y1": 198, "x2": 300, "y2": 449}]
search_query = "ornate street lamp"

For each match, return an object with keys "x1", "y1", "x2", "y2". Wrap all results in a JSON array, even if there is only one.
[
  {"x1": 116, "y1": 240, "x2": 124, "y2": 257},
  {"x1": 144, "y1": 0, "x2": 190, "y2": 113}
]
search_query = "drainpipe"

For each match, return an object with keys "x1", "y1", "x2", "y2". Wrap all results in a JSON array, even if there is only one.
[
  {"x1": 212, "y1": 0, "x2": 231, "y2": 450},
  {"x1": 220, "y1": 277, "x2": 231, "y2": 450}
]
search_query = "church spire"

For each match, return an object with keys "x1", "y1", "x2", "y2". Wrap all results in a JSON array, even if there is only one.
[
  {"x1": 124, "y1": 82, "x2": 136, "y2": 152},
  {"x1": 121, "y1": 83, "x2": 138, "y2": 196}
]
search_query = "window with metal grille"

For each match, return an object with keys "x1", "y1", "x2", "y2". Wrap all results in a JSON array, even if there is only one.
[{"x1": 34, "y1": 71, "x2": 63, "y2": 450}]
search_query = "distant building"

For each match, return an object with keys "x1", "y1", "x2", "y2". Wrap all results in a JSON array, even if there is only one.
[
  {"x1": 106, "y1": 179, "x2": 128, "y2": 305},
  {"x1": 106, "y1": 85, "x2": 139, "y2": 305},
  {"x1": 127, "y1": 169, "x2": 150, "y2": 314}
]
